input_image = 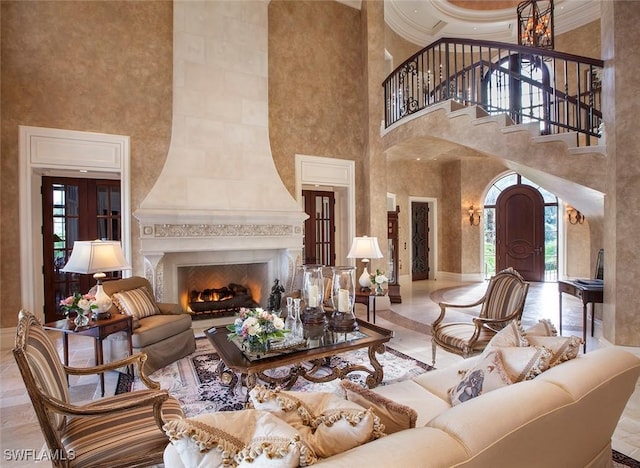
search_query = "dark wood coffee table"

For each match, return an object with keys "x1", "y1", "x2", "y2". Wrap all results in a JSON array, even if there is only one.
[{"x1": 205, "y1": 320, "x2": 394, "y2": 394}]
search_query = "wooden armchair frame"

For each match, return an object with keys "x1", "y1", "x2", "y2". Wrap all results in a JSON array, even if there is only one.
[
  {"x1": 12, "y1": 310, "x2": 184, "y2": 468},
  {"x1": 431, "y1": 268, "x2": 530, "y2": 365}
]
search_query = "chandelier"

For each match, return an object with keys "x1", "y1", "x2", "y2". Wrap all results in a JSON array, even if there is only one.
[{"x1": 517, "y1": 0, "x2": 554, "y2": 49}]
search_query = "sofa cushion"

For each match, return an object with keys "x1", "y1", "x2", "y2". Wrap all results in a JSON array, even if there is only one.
[
  {"x1": 526, "y1": 335, "x2": 583, "y2": 367},
  {"x1": 248, "y1": 385, "x2": 384, "y2": 458},
  {"x1": 341, "y1": 380, "x2": 418, "y2": 434},
  {"x1": 449, "y1": 350, "x2": 513, "y2": 406},
  {"x1": 112, "y1": 286, "x2": 159, "y2": 320},
  {"x1": 368, "y1": 378, "x2": 451, "y2": 427},
  {"x1": 163, "y1": 409, "x2": 317, "y2": 467},
  {"x1": 131, "y1": 313, "x2": 192, "y2": 349}
]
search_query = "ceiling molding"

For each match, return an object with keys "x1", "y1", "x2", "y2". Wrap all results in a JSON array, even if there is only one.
[{"x1": 384, "y1": 0, "x2": 601, "y2": 47}]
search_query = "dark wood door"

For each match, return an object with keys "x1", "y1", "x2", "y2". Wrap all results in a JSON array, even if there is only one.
[
  {"x1": 496, "y1": 185, "x2": 545, "y2": 281},
  {"x1": 411, "y1": 202, "x2": 430, "y2": 280},
  {"x1": 302, "y1": 190, "x2": 335, "y2": 266},
  {"x1": 42, "y1": 177, "x2": 122, "y2": 322}
]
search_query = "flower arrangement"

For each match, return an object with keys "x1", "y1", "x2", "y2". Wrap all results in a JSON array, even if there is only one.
[
  {"x1": 59, "y1": 292, "x2": 97, "y2": 316},
  {"x1": 369, "y1": 269, "x2": 389, "y2": 295},
  {"x1": 227, "y1": 307, "x2": 288, "y2": 353}
]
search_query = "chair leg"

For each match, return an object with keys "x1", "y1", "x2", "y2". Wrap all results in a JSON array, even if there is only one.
[{"x1": 431, "y1": 340, "x2": 437, "y2": 366}]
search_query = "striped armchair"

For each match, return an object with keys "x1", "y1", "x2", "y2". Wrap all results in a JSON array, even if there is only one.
[
  {"x1": 12, "y1": 310, "x2": 184, "y2": 467},
  {"x1": 431, "y1": 268, "x2": 530, "y2": 365}
]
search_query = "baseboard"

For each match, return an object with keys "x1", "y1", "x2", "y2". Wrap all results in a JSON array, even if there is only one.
[{"x1": 436, "y1": 271, "x2": 484, "y2": 282}]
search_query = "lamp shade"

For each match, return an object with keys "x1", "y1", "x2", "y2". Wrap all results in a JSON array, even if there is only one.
[
  {"x1": 61, "y1": 240, "x2": 131, "y2": 274},
  {"x1": 347, "y1": 236, "x2": 383, "y2": 260}
]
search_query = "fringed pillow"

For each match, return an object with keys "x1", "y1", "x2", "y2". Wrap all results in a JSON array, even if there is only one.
[
  {"x1": 163, "y1": 409, "x2": 317, "y2": 467},
  {"x1": 340, "y1": 379, "x2": 417, "y2": 434},
  {"x1": 112, "y1": 286, "x2": 159, "y2": 320},
  {"x1": 484, "y1": 320, "x2": 529, "y2": 353},
  {"x1": 526, "y1": 335, "x2": 583, "y2": 367},
  {"x1": 449, "y1": 350, "x2": 513, "y2": 406},
  {"x1": 498, "y1": 346, "x2": 554, "y2": 382},
  {"x1": 524, "y1": 318, "x2": 558, "y2": 337},
  {"x1": 249, "y1": 385, "x2": 385, "y2": 459}
]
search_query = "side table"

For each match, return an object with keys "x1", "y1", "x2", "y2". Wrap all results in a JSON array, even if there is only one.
[
  {"x1": 44, "y1": 314, "x2": 133, "y2": 396},
  {"x1": 355, "y1": 292, "x2": 387, "y2": 324}
]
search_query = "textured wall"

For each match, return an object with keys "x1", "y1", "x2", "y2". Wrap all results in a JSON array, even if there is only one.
[
  {"x1": 0, "y1": 1, "x2": 172, "y2": 327},
  {"x1": 268, "y1": 0, "x2": 364, "y2": 200}
]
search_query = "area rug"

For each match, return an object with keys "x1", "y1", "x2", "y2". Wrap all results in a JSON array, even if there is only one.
[{"x1": 116, "y1": 337, "x2": 433, "y2": 417}]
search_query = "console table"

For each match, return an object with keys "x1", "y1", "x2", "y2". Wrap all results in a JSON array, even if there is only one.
[
  {"x1": 558, "y1": 280, "x2": 604, "y2": 353},
  {"x1": 44, "y1": 314, "x2": 133, "y2": 396},
  {"x1": 355, "y1": 291, "x2": 386, "y2": 323}
]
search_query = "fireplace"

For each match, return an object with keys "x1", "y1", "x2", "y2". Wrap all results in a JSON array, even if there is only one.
[{"x1": 132, "y1": 1, "x2": 307, "y2": 304}]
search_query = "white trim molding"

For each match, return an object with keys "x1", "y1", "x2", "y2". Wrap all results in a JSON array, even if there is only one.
[{"x1": 19, "y1": 126, "x2": 131, "y2": 319}]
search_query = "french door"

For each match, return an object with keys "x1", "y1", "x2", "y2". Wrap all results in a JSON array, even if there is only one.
[
  {"x1": 302, "y1": 190, "x2": 335, "y2": 266},
  {"x1": 42, "y1": 177, "x2": 122, "y2": 322},
  {"x1": 411, "y1": 202, "x2": 430, "y2": 280}
]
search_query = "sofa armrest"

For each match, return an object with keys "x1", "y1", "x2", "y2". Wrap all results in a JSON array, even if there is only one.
[{"x1": 157, "y1": 302, "x2": 183, "y2": 315}]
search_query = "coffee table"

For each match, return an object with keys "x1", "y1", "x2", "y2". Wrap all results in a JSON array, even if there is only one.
[{"x1": 204, "y1": 320, "x2": 394, "y2": 394}]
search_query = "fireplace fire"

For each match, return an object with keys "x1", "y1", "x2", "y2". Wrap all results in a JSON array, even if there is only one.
[{"x1": 188, "y1": 283, "x2": 258, "y2": 316}]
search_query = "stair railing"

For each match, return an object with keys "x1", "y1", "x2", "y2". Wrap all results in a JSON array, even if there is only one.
[{"x1": 383, "y1": 38, "x2": 604, "y2": 147}]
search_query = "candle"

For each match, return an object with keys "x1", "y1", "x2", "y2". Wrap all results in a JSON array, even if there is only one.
[
  {"x1": 308, "y1": 285, "x2": 319, "y2": 308},
  {"x1": 338, "y1": 289, "x2": 350, "y2": 312}
]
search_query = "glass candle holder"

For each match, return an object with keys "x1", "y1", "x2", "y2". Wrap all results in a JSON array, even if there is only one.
[
  {"x1": 329, "y1": 266, "x2": 358, "y2": 333},
  {"x1": 302, "y1": 264, "x2": 324, "y2": 309}
]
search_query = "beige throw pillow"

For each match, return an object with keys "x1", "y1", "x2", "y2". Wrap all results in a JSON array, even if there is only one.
[
  {"x1": 526, "y1": 335, "x2": 583, "y2": 367},
  {"x1": 163, "y1": 409, "x2": 317, "y2": 467},
  {"x1": 341, "y1": 379, "x2": 417, "y2": 434},
  {"x1": 524, "y1": 318, "x2": 558, "y2": 337},
  {"x1": 484, "y1": 320, "x2": 529, "y2": 352},
  {"x1": 499, "y1": 346, "x2": 553, "y2": 381},
  {"x1": 112, "y1": 286, "x2": 159, "y2": 320},
  {"x1": 249, "y1": 385, "x2": 385, "y2": 458}
]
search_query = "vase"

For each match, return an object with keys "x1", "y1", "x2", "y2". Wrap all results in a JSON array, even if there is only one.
[
  {"x1": 246, "y1": 336, "x2": 269, "y2": 355},
  {"x1": 375, "y1": 284, "x2": 385, "y2": 296},
  {"x1": 74, "y1": 312, "x2": 89, "y2": 328}
]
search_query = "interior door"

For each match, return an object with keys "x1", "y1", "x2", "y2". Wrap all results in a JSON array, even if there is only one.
[
  {"x1": 302, "y1": 190, "x2": 335, "y2": 266},
  {"x1": 496, "y1": 185, "x2": 545, "y2": 281},
  {"x1": 42, "y1": 177, "x2": 122, "y2": 322},
  {"x1": 411, "y1": 202, "x2": 430, "y2": 280}
]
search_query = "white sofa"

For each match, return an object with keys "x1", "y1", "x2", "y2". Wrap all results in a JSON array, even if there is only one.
[{"x1": 163, "y1": 346, "x2": 640, "y2": 467}]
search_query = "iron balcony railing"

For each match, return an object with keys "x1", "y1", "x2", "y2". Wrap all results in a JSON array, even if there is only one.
[{"x1": 383, "y1": 38, "x2": 603, "y2": 147}]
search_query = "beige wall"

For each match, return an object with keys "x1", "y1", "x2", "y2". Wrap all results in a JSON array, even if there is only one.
[{"x1": 0, "y1": 1, "x2": 173, "y2": 328}]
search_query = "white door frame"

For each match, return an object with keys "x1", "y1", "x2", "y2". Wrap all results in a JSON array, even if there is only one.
[
  {"x1": 19, "y1": 126, "x2": 131, "y2": 319},
  {"x1": 294, "y1": 155, "x2": 355, "y2": 266}
]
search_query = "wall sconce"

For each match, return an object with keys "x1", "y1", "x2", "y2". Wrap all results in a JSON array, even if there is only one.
[
  {"x1": 468, "y1": 206, "x2": 481, "y2": 226},
  {"x1": 567, "y1": 207, "x2": 585, "y2": 225}
]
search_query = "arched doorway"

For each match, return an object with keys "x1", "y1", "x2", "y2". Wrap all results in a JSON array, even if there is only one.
[{"x1": 484, "y1": 173, "x2": 558, "y2": 281}]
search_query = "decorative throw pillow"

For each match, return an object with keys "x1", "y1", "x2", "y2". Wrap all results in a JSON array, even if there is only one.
[
  {"x1": 524, "y1": 318, "x2": 558, "y2": 337},
  {"x1": 249, "y1": 385, "x2": 385, "y2": 458},
  {"x1": 484, "y1": 320, "x2": 529, "y2": 353},
  {"x1": 112, "y1": 286, "x2": 159, "y2": 320},
  {"x1": 449, "y1": 350, "x2": 513, "y2": 406},
  {"x1": 163, "y1": 409, "x2": 317, "y2": 467},
  {"x1": 498, "y1": 346, "x2": 553, "y2": 382},
  {"x1": 526, "y1": 335, "x2": 583, "y2": 367},
  {"x1": 340, "y1": 379, "x2": 417, "y2": 434}
]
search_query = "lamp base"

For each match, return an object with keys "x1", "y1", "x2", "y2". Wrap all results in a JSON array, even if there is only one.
[
  {"x1": 93, "y1": 281, "x2": 113, "y2": 316},
  {"x1": 358, "y1": 264, "x2": 372, "y2": 290}
]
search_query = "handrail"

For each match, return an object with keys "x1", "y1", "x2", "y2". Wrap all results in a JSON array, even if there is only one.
[{"x1": 382, "y1": 37, "x2": 604, "y2": 147}]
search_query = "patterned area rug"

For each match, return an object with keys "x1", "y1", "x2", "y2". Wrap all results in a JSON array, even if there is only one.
[{"x1": 116, "y1": 338, "x2": 433, "y2": 418}]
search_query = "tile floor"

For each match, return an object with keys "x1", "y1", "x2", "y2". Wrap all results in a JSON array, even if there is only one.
[{"x1": 1, "y1": 279, "x2": 638, "y2": 467}]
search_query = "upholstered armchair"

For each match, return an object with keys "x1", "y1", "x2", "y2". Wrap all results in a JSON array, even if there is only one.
[
  {"x1": 12, "y1": 310, "x2": 184, "y2": 467},
  {"x1": 431, "y1": 268, "x2": 530, "y2": 365},
  {"x1": 101, "y1": 276, "x2": 196, "y2": 374}
]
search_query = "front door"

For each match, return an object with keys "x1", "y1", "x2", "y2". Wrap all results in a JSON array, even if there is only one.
[
  {"x1": 302, "y1": 190, "x2": 335, "y2": 266},
  {"x1": 42, "y1": 177, "x2": 122, "y2": 322},
  {"x1": 496, "y1": 185, "x2": 545, "y2": 281},
  {"x1": 411, "y1": 202, "x2": 430, "y2": 280}
]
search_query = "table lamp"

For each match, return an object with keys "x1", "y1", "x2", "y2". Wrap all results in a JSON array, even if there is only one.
[
  {"x1": 61, "y1": 240, "x2": 131, "y2": 319},
  {"x1": 347, "y1": 236, "x2": 383, "y2": 291}
]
